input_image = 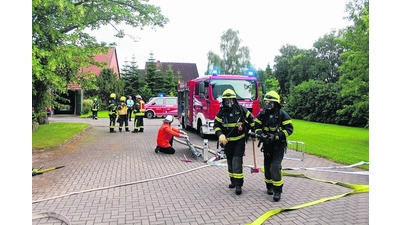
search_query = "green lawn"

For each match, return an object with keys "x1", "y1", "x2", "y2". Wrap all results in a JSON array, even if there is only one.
[
  {"x1": 32, "y1": 122, "x2": 90, "y2": 150},
  {"x1": 32, "y1": 115, "x2": 369, "y2": 170},
  {"x1": 289, "y1": 119, "x2": 368, "y2": 169}
]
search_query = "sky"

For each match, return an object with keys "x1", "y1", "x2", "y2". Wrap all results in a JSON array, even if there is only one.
[{"x1": 87, "y1": 0, "x2": 353, "y2": 75}]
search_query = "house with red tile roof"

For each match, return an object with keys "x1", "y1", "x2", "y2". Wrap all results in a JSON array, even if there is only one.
[
  {"x1": 54, "y1": 47, "x2": 120, "y2": 115},
  {"x1": 139, "y1": 60, "x2": 199, "y2": 83}
]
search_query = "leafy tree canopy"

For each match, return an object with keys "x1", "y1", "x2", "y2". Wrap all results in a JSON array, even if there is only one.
[{"x1": 32, "y1": 0, "x2": 169, "y2": 121}]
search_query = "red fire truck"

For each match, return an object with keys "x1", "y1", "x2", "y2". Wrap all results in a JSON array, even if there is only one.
[{"x1": 177, "y1": 70, "x2": 265, "y2": 138}]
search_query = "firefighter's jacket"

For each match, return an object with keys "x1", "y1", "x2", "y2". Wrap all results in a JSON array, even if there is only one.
[
  {"x1": 157, "y1": 122, "x2": 182, "y2": 148},
  {"x1": 92, "y1": 101, "x2": 99, "y2": 111},
  {"x1": 108, "y1": 99, "x2": 117, "y2": 116},
  {"x1": 214, "y1": 104, "x2": 255, "y2": 141},
  {"x1": 117, "y1": 102, "x2": 128, "y2": 116},
  {"x1": 134, "y1": 99, "x2": 145, "y2": 117},
  {"x1": 254, "y1": 107, "x2": 294, "y2": 142}
]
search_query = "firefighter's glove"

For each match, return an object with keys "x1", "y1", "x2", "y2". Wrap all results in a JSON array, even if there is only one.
[
  {"x1": 249, "y1": 132, "x2": 258, "y2": 141},
  {"x1": 265, "y1": 133, "x2": 275, "y2": 144},
  {"x1": 258, "y1": 133, "x2": 268, "y2": 142},
  {"x1": 219, "y1": 134, "x2": 228, "y2": 145}
]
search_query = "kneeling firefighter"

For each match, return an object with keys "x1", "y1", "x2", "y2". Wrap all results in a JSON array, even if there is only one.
[{"x1": 253, "y1": 91, "x2": 294, "y2": 202}]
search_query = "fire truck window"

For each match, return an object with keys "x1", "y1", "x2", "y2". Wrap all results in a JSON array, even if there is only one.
[
  {"x1": 211, "y1": 80, "x2": 257, "y2": 100},
  {"x1": 195, "y1": 83, "x2": 199, "y2": 95}
]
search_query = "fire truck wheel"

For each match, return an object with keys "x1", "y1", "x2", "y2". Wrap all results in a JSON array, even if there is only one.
[
  {"x1": 145, "y1": 111, "x2": 154, "y2": 119},
  {"x1": 198, "y1": 122, "x2": 206, "y2": 138}
]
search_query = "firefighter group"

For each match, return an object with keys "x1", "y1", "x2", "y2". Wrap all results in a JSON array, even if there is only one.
[
  {"x1": 104, "y1": 88, "x2": 293, "y2": 202},
  {"x1": 107, "y1": 93, "x2": 145, "y2": 133}
]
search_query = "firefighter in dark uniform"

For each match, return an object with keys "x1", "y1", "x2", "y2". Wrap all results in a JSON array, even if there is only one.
[
  {"x1": 92, "y1": 98, "x2": 99, "y2": 120},
  {"x1": 108, "y1": 93, "x2": 117, "y2": 133},
  {"x1": 213, "y1": 89, "x2": 255, "y2": 195},
  {"x1": 117, "y1": 96, "x2": 130, "y2": 132},
  {"x1": 253, "y1": 91, "x2": 294, "y2": 202},
  {"x1": 132, "y1": 95, "x2": 145, "y2": 133}
]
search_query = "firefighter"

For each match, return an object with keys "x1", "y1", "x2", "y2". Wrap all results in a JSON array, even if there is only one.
[
  {"x1": 154, "y1": 115, "x2": 188, "y2": 154},
  {"x1": 117, "y1": 96, "x2": 130, "y2": 132},
  {"x1": 213, "y1": 89, "x2": 255, "y2": 195},
  {"x1": 132, "y1": 95, "x2": 145, "y2": 133},
  {"x1": 253, "y1": 91, "x2": 294, "y2": 202},
  {"x1": 92, "y1": 98, "x2": 99, "y2": 120},
  {"x1": 108, "y1": 93, "x2": 118, "y2": 133}
]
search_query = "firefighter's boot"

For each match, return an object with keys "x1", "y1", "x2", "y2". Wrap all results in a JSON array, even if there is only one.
[
  {"x1": 266, "y1": 183, "x2": 274, "y2": 195},
  {"x1": 110, "y1": 128, "x2": 116, "y2": 133},
  {"x1": 273, "y1": 184, "x2": 283, "y2": 202},
  {"x1": 273, "y1": 192, "x2": 281, "y2": 202},
  {"x1": 228, "y1": 177, "x2": 235, "y2": 188},
  {"x1": 235, "y1": 186, "x2": 242, "y2": 195}
]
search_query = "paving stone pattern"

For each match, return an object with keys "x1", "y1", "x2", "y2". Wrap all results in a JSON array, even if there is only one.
[{"x1": 32, "y1": 115, "x2": 369, "y2": 225}]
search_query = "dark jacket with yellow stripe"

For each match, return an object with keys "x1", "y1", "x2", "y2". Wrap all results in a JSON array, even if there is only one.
[
  {"x1": 254, "y1": 108, "x2": 293, "y2": 142},
  {"x1": 214, "y1": 104, "x2": 255, "y2": 141}
]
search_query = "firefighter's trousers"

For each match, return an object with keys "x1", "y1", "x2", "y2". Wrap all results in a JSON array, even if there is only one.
[
  {"x1": 225, "y1": 138, "x2": 245, "y2": 188},
  {"x1": 118, "y1": 115, "x2": 129, "y2": 131},
  {"x1": 109, "y1": 114, "x2": 117, "y2": 132},
  {"x1": 134, "y1": 115, "x2": 144, "y2": 132},
  {"x1": 262, "y1": 141, "x2": 285, "y2": 194}
]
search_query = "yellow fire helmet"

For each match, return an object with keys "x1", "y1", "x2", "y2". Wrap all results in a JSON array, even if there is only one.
[
  {"x1": 221, "y1": 89, "x2": 237, "y2": 99},
  {"x1": 264, "y1": 91, "x2": 281, "y2": 104}
]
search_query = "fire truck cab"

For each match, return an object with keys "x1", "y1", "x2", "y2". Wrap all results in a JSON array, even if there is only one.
[{"x1": 177, "y1": 71, "x2": 264, "y2": 138}]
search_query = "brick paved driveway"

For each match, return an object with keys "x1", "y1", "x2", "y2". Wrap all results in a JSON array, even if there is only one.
[{"x1": 32, "y1": 115, "x2": 369, "y2": 225}]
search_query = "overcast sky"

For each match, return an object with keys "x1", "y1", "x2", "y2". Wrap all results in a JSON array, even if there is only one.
[{"x1": 87, "y1": 0, "x2": 352, "y2": 75}]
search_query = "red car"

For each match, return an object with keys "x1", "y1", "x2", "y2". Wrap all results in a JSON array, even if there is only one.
[{"x1": 144, "y1": 97, "x2": 178, "y2": 119}]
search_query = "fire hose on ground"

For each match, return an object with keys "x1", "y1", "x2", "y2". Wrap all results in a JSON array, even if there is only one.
[{"x1": 32, "y1": 138, "x2": 368, "y2": 225}]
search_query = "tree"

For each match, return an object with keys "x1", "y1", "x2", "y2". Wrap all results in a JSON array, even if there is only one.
[
  {"x1": 97, "y1": 68, "x2": 124, "y2": 105},
  {"x1": 336, "y1": 0, "x2": 369, "y2": 127},
  {"x1": 313, "y1": 30, "x2": 344, "y2": 83},
  {"x1": 164, "y1": 65, "x2": 180, "y2": 96},
  {"x1": 32, "y1": 0, "x2": 169, "y2": 123},
  {"x1": 286, "y1": 80, "x2": 343, "y2": 124},
  {"x1": 273, "y1": 44, "x2": 303, "y2": 96},
  {"x1": 144, "y1": 52, "x2": 158, "y2": 98},
  {"x1": 206, "y1": 51, "x2": 223, "y2": 75},
  {"x1": 207, "y1": 29, "x2": 251, "y2": 75},
  {"x1": 120, "y1": 55, "x2": 143, "y2": 97}
]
